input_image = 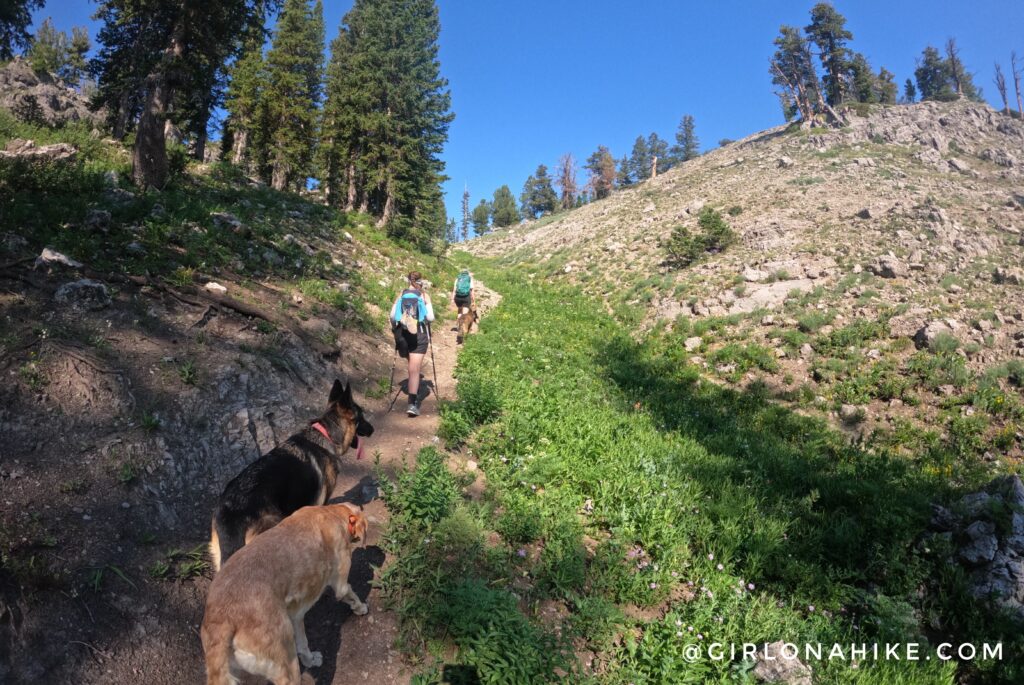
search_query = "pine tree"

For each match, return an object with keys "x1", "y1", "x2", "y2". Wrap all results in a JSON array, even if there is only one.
[
  {"x1": 0, "y1": 0, "x2": 43, "y2": 60},
  {"x1": 584, "y1": 145, "x2": 616, "y2": 200},
  {"x1": 875, "y1": 67, "x2": 897, "y2": 104},
  {"x1": 264, "y1": 0, "x2": 324, "y2": 191},
  {"x1": 915, "y1": 46, "x2": 949, "y2": 100},
  {"x1": 847, "y1": 52, "x2": 876, "y2": 103},
  {"x1": 670, "y1": 114, "x2": 699, "y2": 163},
  {"x1": 471, "y1": 199, "x2": 490, "y2": 236},
  {"x1": 28, "y1": 18, "x2": 68, "y2": 76},
  {"x1": 902, "y1": 78, "x2": 916, "y2": 103},
  {"x1": 520, "y1": 164, "x2": 558, "y2": 219},
  {"x1": 93, "y1": 0, "x2": 269, "y2": 187},
  {"x1": 224, "y1": 19, "x2": 267, "y2": 168},
  {"x1": 491, "y1": 185, "x2": 520, "y2": 227},
  {"x1": 319, "y1": 0, "x2": 452, "y2": 247},
  {"x1": 770, "y1": 25, "x2": 825, "y2": 124},
  {"x1": 555, "y1": 153, "x2": 578, "y2": 210},
  {"x1": 629, "y1": 135, "x2": 651, "y2": 182},
  {"x1": 646, "y1": 133, "x2": 669, "y2": 175},
  {"x1": 67, "y1": 27, "x2": 91, "y2": 86},
  {"x1": 616, "y1": 155, "x2": 632, "y2": 187},
  {"x1": 805, "y1": 2, "x2": 852, "y2": 107},
  {"x1": 460, "y1": 186, "x2": 470, "y2": 241}
]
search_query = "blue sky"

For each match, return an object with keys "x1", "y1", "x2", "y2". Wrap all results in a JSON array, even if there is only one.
[{"x1": 32, "y1": 1, "x2": 1024, "y2": 223}]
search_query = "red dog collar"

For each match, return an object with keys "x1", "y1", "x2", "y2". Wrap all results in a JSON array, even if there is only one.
[{"x1": 311, "y1": 422, "x2": 332, "y2": 443}]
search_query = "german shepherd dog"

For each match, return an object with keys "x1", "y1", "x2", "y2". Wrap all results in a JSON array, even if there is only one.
[
  {"x1": 456, "y1": 305, "x2": 478, "y2": 345},
  {"x1": 209, "y1": 380, "x2": 374, "y2": 571}
]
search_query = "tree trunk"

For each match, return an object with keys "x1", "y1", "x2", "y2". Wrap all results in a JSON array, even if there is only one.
[
  {"x1": 132, "y1": 75, "x2": 173, "y2": 189},
  {"x1": 377, "y1": 179, "x2": 395, "y2": 228},
  {"x1": 346, "y1": 162, "x2": 358, "y2": 212},
  {"x1": 113, "y1": 92, "x2": 130, "y2": 140},
  {"x1": 651, "y1": 155, "x2": 657, "y2": 179},
  {"x1": 191, "y1": 107, "x2": 209, "y2": 161},
  {"x1": 132, "y1": 28, "x2": 184, "y2": 189},
  {"x1": 231, "y1": 128, "x2": 249, "y2": 166},
  {"x1": 1013, "y1": 54, "x2": 1024, "y2": 117},
  {"x1": 271, "y1": 155, "x2": 289, "y2": 191}
]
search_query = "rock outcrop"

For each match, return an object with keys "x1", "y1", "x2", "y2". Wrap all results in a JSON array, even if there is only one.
[{"x1": 0, "y1": 58, "x2": 104, "y2": 127}]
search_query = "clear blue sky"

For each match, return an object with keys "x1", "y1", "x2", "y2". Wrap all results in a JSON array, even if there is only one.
[{"x1": 32, "y1": 1, "x2": 1024, "y2": 224}]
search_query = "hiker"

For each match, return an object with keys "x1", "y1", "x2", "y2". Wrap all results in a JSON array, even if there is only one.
[
  {"x1": 451, "y1": 268, "x2": 474, "y2": 311},
  {"x1": 391, "y1": 271, "x2": 435, "y2": 417}
]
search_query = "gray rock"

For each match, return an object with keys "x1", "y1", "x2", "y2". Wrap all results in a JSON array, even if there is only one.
[
  {"x1": 839, "y1": 404, "x2": 863, "y2": 424},
  {"x1": 871, "y1": 255, "x2": 909, "y2": 279},
  {"x1": 84, "y1": 209, "x2": 111, "y2": 231},
  {"x1": 958, "y1": 492, "x2": 992, "y2": 518},
  {"x1": 54, "y1": 279, "x2": 111, "y2": 310},
  {"x1": 211, "y1": 212, "x2": 244, "y2": 232},
  {"x1": 959, "y1": 520, "x2": 998, "y2": 565},
  {"x1": 929, "y1": 504, "x2": 956, "y2": 532},
  {"x1": 684, "y1": 336, "x2": 702, "y2": 352},
  {"x1": 777, "y1": 156, "x2": 795, "y2": 169},
  {"x1": 993, "y1": 267, "x2": 1024, "y2": 286},
  {"x1": 34, "y1": 247, "x2": 82, "y2": 269},
  {"x1": 0, "y1": 138, "x2": 77, "y2": 162},
  {"x1": 913, "y1": 320, "x2": 957, "y2": 350},
  {"x1": 753, "y1": 641, "x2": 812, "y2": 685},
  {"x1": 0, "y1": 58, "x2": 104, "y2": 127},
  {"x1": 947, "y1": 157, "x2": 973, "y2": 174}
]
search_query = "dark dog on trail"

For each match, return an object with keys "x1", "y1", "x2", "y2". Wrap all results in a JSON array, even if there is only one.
[{"x1": 209, "y1": 379, "x2": 374, "y2": 571}]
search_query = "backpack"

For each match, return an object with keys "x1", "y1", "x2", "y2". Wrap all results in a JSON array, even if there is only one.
[
  {"x1": 394, "y1": 288, "x2": 427, "y2": 335},
  {"x1": 455, "y1": 271, "x2": 472, "y2": 298}
]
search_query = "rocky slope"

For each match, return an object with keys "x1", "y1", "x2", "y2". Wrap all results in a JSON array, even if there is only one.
[
  {"x1": 466, "y1": 100, "x2": 1024, "y2": 463},
  {"x1": 0, "y1": 58, "x2": 104, "y2": 128}
]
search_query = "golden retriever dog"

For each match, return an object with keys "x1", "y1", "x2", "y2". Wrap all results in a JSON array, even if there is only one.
[
  {"x1": 456, "y1": 305, "x2": 478, "y2": 344},
  {"x1": 201, "y1": 503, "x2": 369, "y2": 685}
]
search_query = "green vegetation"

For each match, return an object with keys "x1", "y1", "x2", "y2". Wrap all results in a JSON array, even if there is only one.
[
  {"x1": 664, "y1": 207, "x2": 737, "y2": 268},
  {"x1": 382, "y1": 264, "x2": 1020, "y2": 682}
]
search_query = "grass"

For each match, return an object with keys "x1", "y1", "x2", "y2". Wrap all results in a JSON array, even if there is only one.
[{"x1": 380, "y1": 262, "x2": 1021, "y2": 683}]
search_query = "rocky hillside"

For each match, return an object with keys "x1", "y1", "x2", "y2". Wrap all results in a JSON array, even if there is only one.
[{"x1": 466, "y1": 100, "x2": 1024, "y2": 465}]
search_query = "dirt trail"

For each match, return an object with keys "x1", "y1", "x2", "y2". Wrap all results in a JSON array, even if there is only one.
[{"x1": 304, "y1": 281, "x2": 501, "y2": 685}]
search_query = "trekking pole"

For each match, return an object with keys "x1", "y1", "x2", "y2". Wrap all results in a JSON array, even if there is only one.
[
  {"x1": 386, "y1": 345, "x2": 401, "y2": 413},
  {"x1": 426, "y1": 323, "x2": 440, "y2": 400}
]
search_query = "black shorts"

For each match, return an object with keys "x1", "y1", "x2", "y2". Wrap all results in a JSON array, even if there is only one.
[
  {"x1": 454, "y1": 294, "x2": 471, "y2": 309},
  {"x1": 393, "y1": 324, "x2": 429, "y2": 358}
]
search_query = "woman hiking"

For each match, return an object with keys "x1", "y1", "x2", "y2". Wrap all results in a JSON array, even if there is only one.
[{"x1": 390, "y1": 271, "x2": 435, "y2": 417}]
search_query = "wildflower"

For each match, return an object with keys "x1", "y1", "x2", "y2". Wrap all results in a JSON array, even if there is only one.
[
  {"x1": 708, "y1": 553, "x2": 714, "y2": 560},
  {"x1": 517, "y1": 548, "x2": 527, "y2": 558},
  {"x1": 671, "y1": 571, "x2": 679, "y2": 577},
  {"x1": 747, "y1": 583, "x2": 755, "y2": 590},
  {"x1": 697, "y1": 633, "x2": 704, "y2": 640},
  {"x1": 688, "y1": 626, "x2": 694, "y2": 632},
  {"x1": 808, "y1": 605, "x2": 815, "y2": 612},
  {"x1": 716, "y1": 563, "x2": 724, "y2": 571},
  {"x1": 675, "y1": 619, "x2": 682, "y2": 626},
  {"x1": 649, "y1": 582, "x2": 658, "y2": 589}
]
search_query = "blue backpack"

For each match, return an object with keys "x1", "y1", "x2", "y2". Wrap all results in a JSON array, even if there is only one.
[{"x1": 393, "y1": 288, "x2": 427, "y2": 334}]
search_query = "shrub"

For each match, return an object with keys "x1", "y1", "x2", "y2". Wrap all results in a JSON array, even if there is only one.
[
  {"x1": 380, "y1": 447, "x2": 458, "y2": 524},
  {"x1": 664, "y1": 207, "x2": 736, "y2": 268}
]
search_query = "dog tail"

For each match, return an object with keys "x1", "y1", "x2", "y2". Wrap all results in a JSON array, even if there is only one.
[
  {"x1": 201, "y1": 618, "x2": 236, "y2": 685},
  {"x1": 209, "y1": 513, "x2": 243, "y2": 573}
]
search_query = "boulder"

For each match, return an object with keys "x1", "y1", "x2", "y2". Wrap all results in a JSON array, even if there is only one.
[
  {"x1": 753, "y1": 641, "x2": 812, "y2": 685},
  {"x1": 0, "y1": 58, "x2": 105, "y2": 127},
  {"x1": 0, "y1": 138, "x2": 77, "y2": 162},
  {"x1": 913, "y1": 320, "x2": 957, "y2": 350},
  {"x1": 684, "y1": 336, "x2": 702, "y2": 352},
  {"x1": 993, "y1": 267, "x2": 1024, "y2": 285},
  {"x1": 870, "y1": 255, "x2": 909, "y2": 279},
  {"x1": 34, "y1": 247, "x2": 82, "y2": 269},
  {"x1": 776, "y1": 156, "x2": 795, "y2": 169},
  {"x1": 54, "y1": 279, "x2": 111, "y2": 310}
]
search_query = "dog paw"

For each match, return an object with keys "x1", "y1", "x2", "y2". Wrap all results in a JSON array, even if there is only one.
[
  {"x1": 300, "y1": 651, "x2": 323, "y2": 668},
  {"x1": 353, "y1": 601, "x2": 369, "y2": 615}
]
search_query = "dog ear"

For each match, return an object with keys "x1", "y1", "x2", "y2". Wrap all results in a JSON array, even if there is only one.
[{"x1": 329, "y1": 379, "x2": 345, "y2": 404}]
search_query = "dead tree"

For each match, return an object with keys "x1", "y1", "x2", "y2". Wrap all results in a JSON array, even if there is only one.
[
  {"x1": 995, "y1": 63, "x2": 1010, "y2": 114},
  {"x1": 651, "y1": 155, "x2": 657, "y2": 179},
  {"x1": 945, "y1": 38, "x2": 965, "y2": 98},
  {"x1": 555, "y1": 153, "x2": 578, "y2": 211},
  {"x1": 1013, "y1": 52, "x2": 1024, "y2": 118}
]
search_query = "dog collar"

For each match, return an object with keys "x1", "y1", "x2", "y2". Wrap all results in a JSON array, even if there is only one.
[{"x1": 311, "y1": 422, "x2": 333, "y2": 444}]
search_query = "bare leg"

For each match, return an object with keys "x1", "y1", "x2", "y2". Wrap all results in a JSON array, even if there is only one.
[{"x1": 407, "y1": 353, "x2": 424, "y2": 399}]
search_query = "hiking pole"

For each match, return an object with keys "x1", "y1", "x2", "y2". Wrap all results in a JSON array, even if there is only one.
[
  {"x1": 386, "y1": 345, "x2": 402, "y2": 413},
  {"x1": 425, "y1": 323, "x2": 440, "y2": 400}
]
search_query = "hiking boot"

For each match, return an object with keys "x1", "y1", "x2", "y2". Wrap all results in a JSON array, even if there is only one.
[{"x1": 406, "y1": 400, "x2": 421, "y2": 417}]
